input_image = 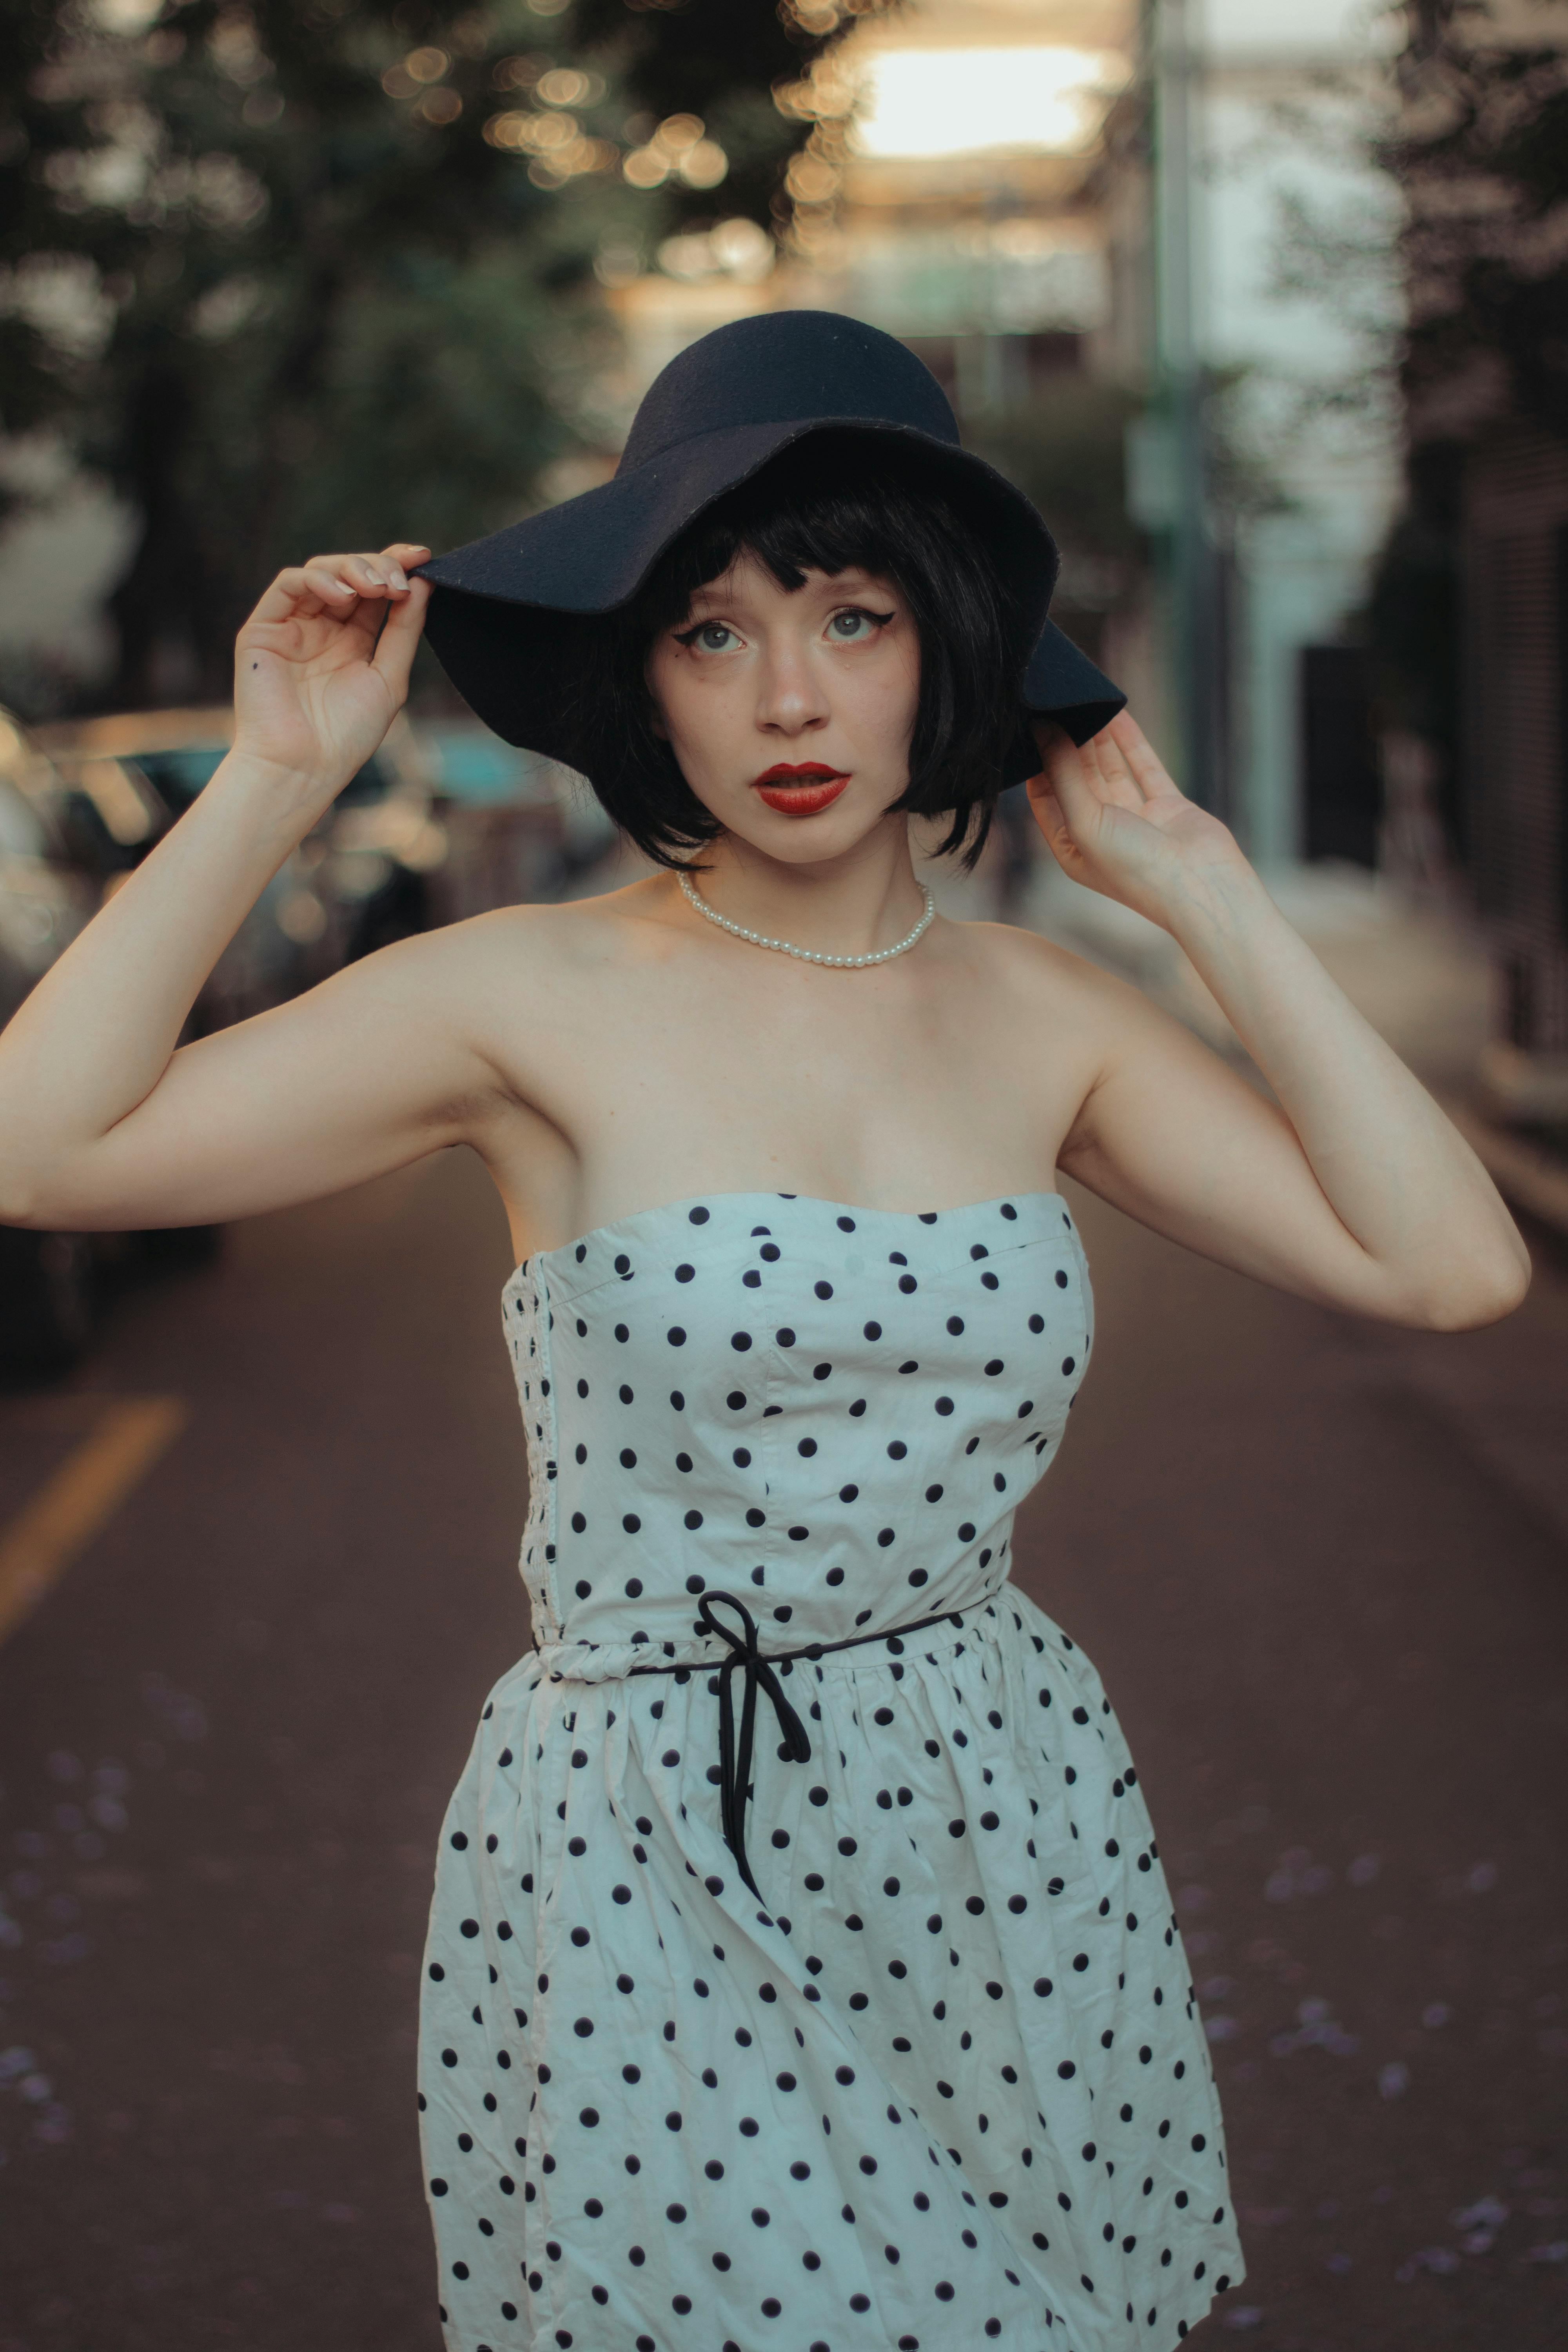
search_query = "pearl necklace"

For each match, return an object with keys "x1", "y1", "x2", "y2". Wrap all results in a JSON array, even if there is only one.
[{"x1": 677, "y1": 868, "x2": 936, "y2": 969}]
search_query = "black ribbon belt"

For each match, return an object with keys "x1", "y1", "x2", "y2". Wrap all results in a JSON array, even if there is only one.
[{"x1": 625, "y1": 1589, "x2": 978, "y2": 1902}]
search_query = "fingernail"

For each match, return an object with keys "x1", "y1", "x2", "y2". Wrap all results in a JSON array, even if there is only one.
[{"x1": 389, "y1": 569, "x2": 408, "y2": 592}]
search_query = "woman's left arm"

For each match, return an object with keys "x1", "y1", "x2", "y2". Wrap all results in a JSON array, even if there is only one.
[{"x1": 1031, "y1": 713, "x2": 1531, "y2": 1330}]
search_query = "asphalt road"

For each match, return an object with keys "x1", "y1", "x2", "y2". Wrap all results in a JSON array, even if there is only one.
[{"x1": 0, "y1": 1147, "x2": 1564, "y2": 2352}]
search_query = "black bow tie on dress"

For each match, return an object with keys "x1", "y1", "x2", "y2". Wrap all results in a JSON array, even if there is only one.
[
  {"x1": 695, "y1": 1592, "x2": 813, "y2": 1901},
  {"x1": 628, "y1": 1587, "x2": 975, "y2": 1904}
]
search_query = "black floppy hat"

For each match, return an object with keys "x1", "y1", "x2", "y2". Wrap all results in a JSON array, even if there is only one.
[{"x1": 416, "y1": 309, "x2": 1125, "y2": 786}]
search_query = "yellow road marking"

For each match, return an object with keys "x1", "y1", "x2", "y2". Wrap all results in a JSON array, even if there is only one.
[{"x1": 0, "y1": 1397, "x2": 187, "y2": 1648}]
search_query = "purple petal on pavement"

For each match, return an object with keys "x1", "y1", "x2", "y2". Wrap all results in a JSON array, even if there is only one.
[{"x1": 1451, "y1": 2196, "x2": 1508, "y2": 2232}]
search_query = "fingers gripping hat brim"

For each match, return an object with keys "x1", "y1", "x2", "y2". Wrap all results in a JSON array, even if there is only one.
[
  {"x1": 415, "y1": 313, "x2": 1125, "y2": 780},
  {"x1": 1008, "y1": 621, "x2": 1127, "y2": 781}
]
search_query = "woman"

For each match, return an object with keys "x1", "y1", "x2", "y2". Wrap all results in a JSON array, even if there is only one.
[{"x1": 0, "y1": 313, "x2": 1527, "y2": 2351}]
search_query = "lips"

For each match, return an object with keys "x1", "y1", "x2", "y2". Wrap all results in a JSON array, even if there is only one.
[{"x1": 752, "y1": 764, "x2": 850, "y2": 817}]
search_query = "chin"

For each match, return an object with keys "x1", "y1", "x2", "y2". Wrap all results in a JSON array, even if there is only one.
[{"x1": 720, "y1": 792, "x2": 899, "y2": 862}]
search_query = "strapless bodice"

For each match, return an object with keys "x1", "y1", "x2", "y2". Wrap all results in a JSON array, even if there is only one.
[{"x1": 501, "y1": 1189, "x2": 1093, "y2": 1676}]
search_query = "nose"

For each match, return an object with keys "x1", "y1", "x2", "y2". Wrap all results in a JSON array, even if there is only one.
[{"x1": 754, "y1": 633, "x2": 830, "y2": 739}]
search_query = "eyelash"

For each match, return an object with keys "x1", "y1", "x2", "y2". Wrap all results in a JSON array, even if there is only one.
[{"x1": 674, "y1": 606, "x2": 894, "y2": 652}]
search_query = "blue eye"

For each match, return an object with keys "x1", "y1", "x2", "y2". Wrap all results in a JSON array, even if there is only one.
[{"x1": 829, "y1": 607, "x2": 892, "y2": 640}]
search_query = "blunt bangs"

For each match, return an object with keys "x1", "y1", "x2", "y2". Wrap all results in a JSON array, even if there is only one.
[{"x1": 553, "y1": 435, "x2": 1025, "y2": 871}]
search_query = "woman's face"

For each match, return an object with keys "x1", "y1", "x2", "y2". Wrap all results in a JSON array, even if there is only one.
[{"x1": 643, "y1": 550, "x2": 921, "y2": 864}]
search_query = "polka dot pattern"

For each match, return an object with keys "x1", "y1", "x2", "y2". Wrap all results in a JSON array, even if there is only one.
[{"x1": 418, "y1": 1192, "x2": 1243, "y2": 2350}]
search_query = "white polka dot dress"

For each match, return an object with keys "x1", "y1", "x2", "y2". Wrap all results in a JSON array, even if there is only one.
[{"x1": 417, "y1": 1193, "x2": 1244, "y2": 2351}]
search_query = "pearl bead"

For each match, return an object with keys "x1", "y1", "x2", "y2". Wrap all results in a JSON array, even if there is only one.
[{"x1": 677, "y1": 867, "x2": 934, "y2": 967}]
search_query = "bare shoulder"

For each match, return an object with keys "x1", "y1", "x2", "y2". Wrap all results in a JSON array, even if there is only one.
[
  {"x1": 349, "y1": 876, "x2": 678, "y2": 1006},
  {"x1": 488, "y1": 874, "x2": 682, "y2": 979},
  {"x1": 940, "y1": 910, "x2": 1173, "y2": 1051}
]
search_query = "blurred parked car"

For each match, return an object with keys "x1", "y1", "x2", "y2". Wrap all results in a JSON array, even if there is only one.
[
  {"x1": 0, "y1": 713, "x2": 103, "y2": 1371},
  {"x1": 411, "y1": 721, "x2": 597, "y2": 914},
  {"x1": 0, "y1": 703, "x2": 442, "y2": 1374},
  {"x1": 30, "y1": 705, "x2": 451, "y2": 996},
  {"x1": 0, "y1": 703, "x2": 588, "y2": 1373}
]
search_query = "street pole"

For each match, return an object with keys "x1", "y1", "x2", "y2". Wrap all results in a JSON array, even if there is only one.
[{"x1": 1150, "y1": 0, "x2": 1220, "y2": 812}]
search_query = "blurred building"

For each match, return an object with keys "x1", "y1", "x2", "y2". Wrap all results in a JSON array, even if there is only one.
[
  {"x1": 777, "y1": 2, "x2": 1129, "y2": 381},
  {"x1": 1463, "y1": 425, "x2": 1568, "y2": 1101},
  {"x1": 1105, "y1": 0, "x2": 1405, "y2": 863},
  {"x1": 1390, "y1": 0, "x2": 1568, "y2": 1107},
  {"x1": 599, "y1": 4, "x2": 1134, "y2": 399}
]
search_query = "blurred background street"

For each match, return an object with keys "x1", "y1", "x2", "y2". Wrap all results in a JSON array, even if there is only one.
[{"x1": 2, "y1": 0, "x2": 1567, "y2": 2347}]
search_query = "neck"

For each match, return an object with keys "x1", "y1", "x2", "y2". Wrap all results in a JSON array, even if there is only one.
[{"x1": 690, "y1": 819, "x2": 927, "y2": 960}]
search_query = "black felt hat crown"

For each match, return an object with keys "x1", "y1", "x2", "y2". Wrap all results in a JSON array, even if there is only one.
[{"x1": 416, "y1": 309, "x2": 1125, "y2": 783}]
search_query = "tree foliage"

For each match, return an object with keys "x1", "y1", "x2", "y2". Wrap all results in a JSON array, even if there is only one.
[
  {"x1": 1387, "y1": 0, "x2": 1568, "y2": 446},
  {"x1": 1363, "y1": 0, "x2": 1567, "y2": 822},
  {"x1": 0, "y1": 0, "x2": 887, "y2": 708}
]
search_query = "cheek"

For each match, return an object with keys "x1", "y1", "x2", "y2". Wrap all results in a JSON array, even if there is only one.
[
  {"x1": 853, "y1": 643, "x2": 920, "y2": 740},
  {"x1": 647, "y1": 657, "x2": 744, "y2": 783}
]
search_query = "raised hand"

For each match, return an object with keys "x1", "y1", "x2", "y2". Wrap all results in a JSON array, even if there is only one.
[
  {"x1": 1025, "y1": 711, "x2": 1247, "y2": 930},
  {"x1": 232, "y1": 544, "x2": 432, "y2": 801}
]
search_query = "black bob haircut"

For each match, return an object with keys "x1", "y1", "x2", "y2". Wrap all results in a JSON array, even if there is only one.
[{"x1": 550, "y1": 436, "x2": 1026, "y2": 872}]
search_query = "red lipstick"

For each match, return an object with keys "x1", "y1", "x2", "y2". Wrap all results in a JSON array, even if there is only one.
[{"x1": 752, "y1": 762, "x2": 850, "y2": 816}]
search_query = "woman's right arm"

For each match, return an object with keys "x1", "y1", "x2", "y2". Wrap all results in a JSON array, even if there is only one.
[{"x1": 0, "y1": 543, "x2": 507, "y2": 1231}]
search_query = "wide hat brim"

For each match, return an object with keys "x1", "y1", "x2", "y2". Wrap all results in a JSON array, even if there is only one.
[{"x1": 417, "y1": 413, "x2": 1125, "y2": 791}]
